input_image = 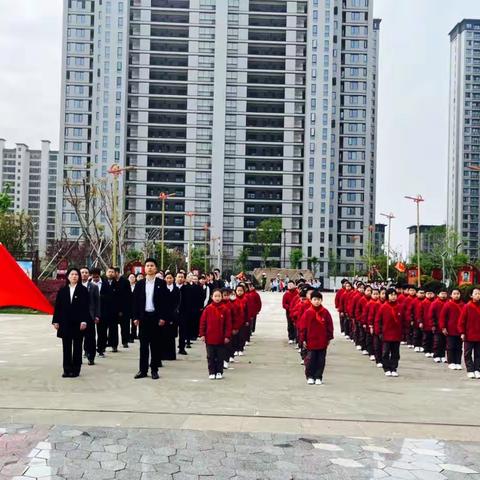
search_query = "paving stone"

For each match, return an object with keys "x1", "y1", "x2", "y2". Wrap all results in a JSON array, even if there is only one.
[
  {"x1": 362, "y1": 446, "x2": 393, "y2": 454},
  {"x1": 439, "y1": 463, "x2": 478, "y2": 474},
  {"x1": 329, "y1": 458, "x2": 364, "y2": 468},
  {"x1": 105, "y1": 444, "x2": 128, "y2": 454},
  {"x1": 313, "y1": 443, "x2": 344, "y2": 452},
  {"x1": 384, "y1": 467, "x2": 417, "y2": 479},
  {"x1": 23, "y1": 465, "x2": 57, "y2": 477},
  {"x1": 114, "y1": 469, "x2": 142, "y2": 480},
  {"x1": 411, "y1": 471, "x2": 447, "y2": 480}
]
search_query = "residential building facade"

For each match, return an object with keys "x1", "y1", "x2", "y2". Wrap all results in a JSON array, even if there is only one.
[
  {"x1": 447, "y1": 19, "x2": 480, "y2": 261},
  {"x1": 58, "y1": 0, "x2": 380, "y2": 275},
  {"x1": 0, "y1": 139, "x2": 59, "y2": 256}
]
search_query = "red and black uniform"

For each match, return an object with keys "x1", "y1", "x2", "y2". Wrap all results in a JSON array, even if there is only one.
[
  {"x1": 347, "y1": 290, "x2": 361, "y2": 341},
  {"x1": 368, "y1": 298, "x2": 384, "y2": 364},
  {"x1": 199, "y1": 302, "x2": 232, "y2": 375},
  {"x1": 458, "y1": 300, "x2": 480, "y2": 373},
  {"x1": 246, "y1": 289, "x2": 262, "y2": 338},
  {"x1": 402, "y1": 294, "x2": 416, "y2": 345},
  {"x1": 439, "y1": 299, "x2": 464, "y2": 366},
  {"x1": 364, "y1": 298, "x2": 377, "y2": 357},
  {"x1": 355, "y1": 294, "x2": 369, "y2": 351},
  {"x1": 234, "y1": 294, "x2": 249, "y2": 353},
  {"x1": 375, "y1": 301, "x2": 406, "y2": 373},
  {"x1": 421, "y1": 297, "x2": 436, "y2": 354},
  {"x1": 411, "y1": 296, "x2": 424, "y2": 348},
  {"x1": 294, "y1": 298, "x2": 311, "y2": 360},
  {"x1": 301, "y1": 305, "x2": 334, "y2": 381},
  {"x1": 430, "y1": 297, "x2": 448, "y2": 360},
  {"x1": 340, "y1": 289, "x2": 353, "y2": 337},
  {"x1": 335, "y1": 287, "x2": 346, "y2": 334},
  {"x1": 282, "y1": 288, "x2": 298, "y2": 342}
]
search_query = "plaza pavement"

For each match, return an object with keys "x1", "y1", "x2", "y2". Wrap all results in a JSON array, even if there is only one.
[{"x1": 1, "y1": 292, "x2": 480, "y2": 479}]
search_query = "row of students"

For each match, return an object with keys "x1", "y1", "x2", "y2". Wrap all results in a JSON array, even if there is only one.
[
  {"x1": 335, "y1": 280, "x2": 480, "y2": 379},
  {"x1": 282, "y1": 281, "x2": 334, "y2": 384}
]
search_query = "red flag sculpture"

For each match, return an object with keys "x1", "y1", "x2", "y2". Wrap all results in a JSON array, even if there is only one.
[{"x1": 0, "y1": 243, "x2": 54, "y2": 314}]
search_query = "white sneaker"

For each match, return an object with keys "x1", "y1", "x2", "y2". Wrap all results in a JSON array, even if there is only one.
[
  {"x1": 407, "y1": 345, "x2": 413, "y2": 349},
  {"x1": 307, "y1": 378, "x2": 315, "y2": 385},
  {"x1": 467, "y1": 372, "x2": 475, "y2": 379},
  {"x1": 414, "y1": 347, "x2": 420, "y2": 352},
  {"x1": 315, "y1": 379, "x2": 323, "y2": 385},
  {"x1": 356, "y1": 345, "x2": 362, "y2": 350},
  {"x1": 369, "y1": 355, "x2": 376, "y2": 361},
  {"x1": 424, "y1": 353, "x2": 430, "y2": 357},
  {"x1": 300, "y1": 360, "x2": 304, "y2": 365},
  {"x1": 223, "y1": 361, "x2": 229, "y2": 369},
  {"x1": 401, "y1": 341, "x2": 407, "y2": 345},
  {"x1": 433, "y1": 357, "x2": 441, "y2": 363},
  {"x1": 376, "y1": 363, "x2": 383, "y2": 368},
  {"x1": 345, "y1": 335, "x2": 350, "y2": 340},
  {"x1": 456, "y1": 364, "x2": 463, "y2": 370},
  {"x1": 245, "y1": 341, "x2": 250, "y2": 346},
  {"x1": 234, "y1": 351, "x2": 239, "y2": 356},
  {"x1": 475, "y1": 371, "x2": 480, "y2": 379},
  {"x1": 288, "y1": 340, "x2": 294, "y2": 344},
  {"x1": 238, "y1": 351, "x2": 244, "y2": 356},
  {"x1": 385, "y1": 371, "x2": 392, "y2": 377},
  {"x1": 209, "y1": 374, "x2": 216, "y2": 380},
  {"x1": 420, "y1": 347, "x2": 425, "y2": 352},
  {"x1": 362, "y1": 350, "x2": 369, "y2": 355},
  {"x1": 448, "y1": 364, "x2": 456, "y2": 370},
  {"x1": 229, "y1": 357, "x2": 235, "y2": 363},
  {"x1": 391, "y1": 371, "x2": 399, "y2": 377},
  {"x1": 441, "y1": 357, "x2": 447, "y2": 363},
  {"x1": 215, "y1": 373, "x2": 223, "y2": 380}
]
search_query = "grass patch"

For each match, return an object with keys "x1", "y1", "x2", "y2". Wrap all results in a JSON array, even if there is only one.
[{"x1": 0, "y1": 307, "x2": 43, "y2": 315}]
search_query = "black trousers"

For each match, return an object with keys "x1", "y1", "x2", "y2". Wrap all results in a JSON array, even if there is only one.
[
  {"x1": 96, "y1": 318, "x2": 109, "y2": 354},
  {"x1": 206, "y1": 344, "x2": 225, "y2": 375},
  {"x1": 366, "y1": 330, "x2": 374, "y2": 356},
  {"x1": 413, "y1": 326, "x2": 423, "y2": 348},
  {"x1": 251, "y1": 315, "x2": 257, "y2": 333},
  {"x1": 286, "y1": 312, "x2": 296, "y2": 341},
  {"x1": 423, "y1": 331, "x2": 434, "y2": 354},
  {"x1": 382, "y1": 341, "x2": 400, "y2": 372},
  {"x1": 83, "y1": 321, "x2": 96, "y2": 361},
  {"x1": 407, "y1": 322, "x2": 415, "y2": 346},
  {"x1": 119, "y1": 314, "x2": 130, "y2": 346},
  {"x1": 305, "y1": 349, "x2": 326, "y2": 380},
  {"x1": 344, "y1": 315, "x2": 351, "y2": 337},
  {"x1": 433, "y1": 332, "x2": 446, "y2": 359},
  {"x1": 373, "y1": 334, "x2": 383, "y2": 364},
  {"x1": 446, "y1": 336, "x2": 462, "y2": 365},
  {"x1": 62, "y1": 335, "x2": 83, "y2": 375},
  {"x1": 178, "y1": 318, "x2": 188, "y2": 352},
  {"x1": 130, "y1": 319, "x2": 138, "y2": 341},
  {"x1": 139, "y1": 312, "x2": 161, "y2": 374},
  {"x1": 464, "y1": 341, "x2": 480, "y2": 373},
  {"x1": 107, "y1": 315, "x2": 119, "y2": 349},
  {"x1": 239, "y1": 324, "x2": 249, "y2": 351},
  {"x1": 339, "y1": 314, "x2": 345, "y2": 334}
]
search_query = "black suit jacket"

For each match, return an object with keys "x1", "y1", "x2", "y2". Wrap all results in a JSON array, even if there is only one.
[
  {"x1": 133, "y1": 278, "x2": 164, "y2": 321},
  {"x1": 159, "y1": 283, "x2": 181, "y2": 325},
  {"x1": 52, "y1": 284, "x2": 90, "y2": 338}
]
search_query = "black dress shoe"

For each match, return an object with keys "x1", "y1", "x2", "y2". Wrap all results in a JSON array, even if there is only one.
[
  {"x1": 186, "y1": 344, "x2": 192, "y2": 349},
  {"x1": 62, "y1": 372, "x2": 70, "y2": 378},
  {"x1": 122, "y1": 343, "x2": 129, "y2": 348},
  {"x1": 178, "y1": 350, "x2": 188, "y2": 355},
  {"x1": 134, "y1": 371, "x2": 148, "y2": 379},
  {"x1": 88, "y1": 360, "x2": 95, "y2": 366},
  {"x1": 98, "y1": 352, "x2": 105, "y2": 357},
  {"x1": 151, "y1": 371, "x2": 159, "y2": 380},
  {"x1": 70, "y1": 372, "x2": 79, "y2": 377}
]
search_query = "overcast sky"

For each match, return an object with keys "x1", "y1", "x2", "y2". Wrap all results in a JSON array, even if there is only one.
[{"x1": 0, "y1": 0, "x2": 479, "y2": 254}]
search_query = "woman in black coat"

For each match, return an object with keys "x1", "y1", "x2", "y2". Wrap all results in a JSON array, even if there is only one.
[
  {"x1": 52, "y1": 268, "x2": 90, "y2": 377},
  {"x1": 159, "y1": 272, "x2": 180, "y2": 361}
]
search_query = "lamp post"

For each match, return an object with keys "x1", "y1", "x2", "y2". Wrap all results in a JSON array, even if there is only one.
[
  {"x1": 159, "y1": 192, "x2": 175, "y2": 270},
  {"x1": 107, "y1": 164, "x2": 133, "y2": 268},
  {"x1": 186, "y1": 211, "x2": 196, "y2": 273},
  {"x1": 380, "y1": 212, "x2": 395, "y2": 281},
  {"x1": 405, "y1": 195, "x2": 425, "y2": 287}
]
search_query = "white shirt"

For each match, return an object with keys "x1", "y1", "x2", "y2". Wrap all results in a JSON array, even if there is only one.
[
  {"x1": 130, "y1": 284, "x2": 135, "y2": 292},
  {"x1": 166, "y1": 284, "x2": 174, "y2": 292},
  {"x1": 69, "y1": 284, "x2": 76, "y2": 302},
  {"x1": 82, "y1": 281, "x2": 89, "y2": 288},
  {"x1": 145, "y1": 278, "x2": 155, "y2": 312}
]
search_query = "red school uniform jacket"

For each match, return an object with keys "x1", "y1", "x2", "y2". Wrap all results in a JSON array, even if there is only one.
[
  {"x1": 251, "y1": 289, "x2": 262, "y2": 316},
  {"x1": 231, "y1": 296, "x2": 247, "y2": 331},
  {"x1": 339, "y1": 289, "x2": 352, "y2": 315},
  {"x1": 293, "y1": 299, "x2": 311, "y2": 328},
  {"x1": 439, "y1": 300, "x2": 464, "y2": 336},
  {"x1": 335, "y1": 288, "x2": 345, "y2": 311},
  {"x1": 282, "y1": 289, "x2": 297, "y2": 312},
  {"x1": 355, "y1": 294, "x2": 369, "y2": 326},
  {"x1": 429, "y1": 298, "x2": 448, "y2": 330},
  {"x1": 402, "y1": 295, "x2": 416, "y2": 323},
  {"x1": 347, "y1": 290, "x2": 361, "y2": 319},
  {"x1": 420, "y1": 297, "x2": 435, "y2": 331},
  {"x1": 375, "y1": 301, "x2": 406, "y2": 342},
  {"x1": 302, "y1": 305, "x2": 334, "y2": 350},
  {"x1": 365, "y1": 298, "x2": 380, "y2": 327},
  {"x1": 458, "y1": 301, "x2": 480, "y2": 342},
  {"x1": 199, "y1": 302, "x2": 233, "y2": 345},
  {"x1": 412, "y1": 297, "x2": 424, "y2": 327}
]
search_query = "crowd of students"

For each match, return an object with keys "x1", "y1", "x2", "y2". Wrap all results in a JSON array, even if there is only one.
[
  {"x1": 51, "y1": 259, "x2": 262, "y2": 380},
  {"x1": 282, "y1": 279, "x2": 480, "y2": 381}
]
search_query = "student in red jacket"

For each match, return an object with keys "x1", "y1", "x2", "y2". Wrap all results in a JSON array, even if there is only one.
[
  {"x1": 282, "y1": 281, "x2": 298, "y2": 344},
  {"x1": 339, "y1": 281, "x2": 353, "y2": 339},
  {"x1": 458, "y1": 288, "x2": 480, "y2": 379},
  {"x1": 420, "y1": 288, "x2": 436, "y2": 357},
  {"x1": 375, "y1": 288, "x2": 406, "y2": 377},
  {"x1": 295, "y1": 286, "x2": 314, "y2": 364},
  {"x1": 368, "y1": 288, "x2": 385, "y2": 367},
  {"x1": 412, "y1": 288, "x2": 425, "y2": 352},
  {"x1": 221, "y1": 287, "x2": 236, "y2": 366},
  {"x1": 335, "y1": 279, "x2": 348, "y2": 334},
  {"x1": 431, "y1": 288, "x2": 449, "y2": 363},
  {"x1": 356, "y1": 285, "x2": 372, "y2": 355},
  {"x1": 439, "y1": 288, "x2": 464, "y2": 370},
  {"x1": 349, "y1": 282, "x2": 365, "y2": 346},
  {"x1": 364, "y1": 287, "x2": 379, "y2": 361},
  {"x1": 301, "y1": 291, "x2": 334, "y2": 385},
  {"x1": 199, "y1": 289, "x2": 232, "y2": 379},
  {"x1": 246, "y1": 282, "x2": 262, "y2": 338},
  {"x1": 233, "y1": 284, "x2": 249, "y2": 357}
]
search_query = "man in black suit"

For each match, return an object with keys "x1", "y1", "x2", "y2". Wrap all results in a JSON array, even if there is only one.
[
  {"x1": 175, "y1": 271, "x2": 189, "y2": 355},
  {"x1": 133, "y1": 258, "x2": 164, "y2": 379},
  {"x1": 80, "y1": 267, "x2": 101, "y2": 365},
  {"x1": 90, "y1": 268, "x2": 114, "y2": 357},
  {"x1": 114, "y1": 267, "x2": 131, "y2": 349}
]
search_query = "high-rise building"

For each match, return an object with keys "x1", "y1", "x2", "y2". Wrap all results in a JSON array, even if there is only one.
[
  {"x1": 407, "y1": 224, "x2": 446, "y2": 259},
  {"x1": 373, "y1": 223, "x2": 385, "y2": 256},
  {"x1": 59, "y1": 0, "x2": 380, "y2": 275},
  {"x1": 447, "y1": 19, "x2": 480, "y2": 261},
  {"x1": 0, "y1": 139, "x2": 59, "y2": 256}
]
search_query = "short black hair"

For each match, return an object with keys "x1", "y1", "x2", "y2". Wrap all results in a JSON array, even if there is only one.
[
  {"x1": 66, "y1": 267, "x2": 81, "y2": 285},
  {"x1": 114, "y1": 267, "x2": 121, "y2": 273},
  {"x1": 386, "y1": 288, "x2": 397, "y2": 300},
  {"x1": 310, "y1": 290, "x2": 323, "y2": 300},
  {"x1": 90, "y1": 268, "x2": 101, "y2": 276},
  {"x1": 144, "y1": 258, "x2": 158, "y2": 267},
  {"x1": 80, "y1": 266, "x2": 90, "y2": 272}
]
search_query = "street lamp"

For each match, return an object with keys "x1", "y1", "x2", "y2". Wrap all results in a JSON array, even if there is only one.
[
  {"x1": 107, "y1": 163, "x2": 134, "y2": 268},
  {"x1": 186, "y1": 211, "x2": 196, "y2": 273},
  {"x1": 380, "y1": 212, "x2": 395, "y2": 281},
  {"x1": 159, "y1": 192, "x2": 175, "y2": 270},
  {"x1": 405, "y1": 195, "x2": 425, "y2": 287}
]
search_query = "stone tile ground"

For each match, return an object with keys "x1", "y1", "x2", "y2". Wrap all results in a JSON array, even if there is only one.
[{"x1": 2, "y1": 424, "x2": 480, "y2": 480}]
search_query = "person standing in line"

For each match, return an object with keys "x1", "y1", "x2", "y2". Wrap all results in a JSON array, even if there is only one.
[
  {"x1": 282, "y1": 280, "x2": 298, "y2": 344},
  {"x1": 80, "y1": 267, "x2": 101, "y2": 365},
  {"x1": 430, "y1": 288, "x2": 449, "y2": 363},
  {"x1": 375, "y1": 288, "x2": 406, "y2": 377},
  {"x1": 458, "y1": 288, "x2": 480, "y2": 379},
  {"x1": 335, "y1": 279, "x2": 348, "y2": 335},
  {"x1": 199, "y1": 289, "x2": 232, "y2": 379},
  {"x1": 128, "y1": 273, "x2": 138, "y2": 342},
  {"x1": 114, "y1": 267, "x2": 131, "y2": 349},
  {"x1": 412, "y1": 288, "x2": 426, "y2": 352},
  {"x1": 300, "y1": 291, "x2": 334, "y2": 385},
  {"x1": 175, "y1": 271, "x2": 189, "y2": 355},
  {"x1": 368, "y1": 287, "x2": 384, "y2": 368},
  {"x1": 439, "y1": 288, "x2": 465, "y2": 370},
  {"x1": 233, "y1": 284, "x2": 249, "y2": 357},
  {"x1": 364, "y1": 287, "x2": 379, "y2": 362},
  {"x1": 90, "y1": 268, "x2": 113, "y2": 357},
  {"x1": 103, "y1": 267, "x2": 120, "y2": 352},
  {"x1": 355, "y1": 284, "x2": 371, "y2": 355},
  {"x1": 339, "y1": 281, "x2": 353, "y2": 339},
  {"x1": 52, "y1": 268, "x2": 90, "y2": 378},
  {"x1": 132, "y1": 258, "x2": 164, "y2": 379},
  {"x1": 419, "y1": 288, "x2": 436, "y2": 358},
  {"x1": 159, "y1": 271, "x2": 181, "y2": 361}
]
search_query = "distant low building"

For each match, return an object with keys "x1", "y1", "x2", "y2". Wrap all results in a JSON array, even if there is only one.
[
  {"x1": 0, "y1": 139, "x2": 59, "y2": 257},
  {"x1": 408, "y1": 224, "x2": 446, "y2": 258},
  {"x1": 374, "y1": 223, "x2": 386, "y2": 255}
]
